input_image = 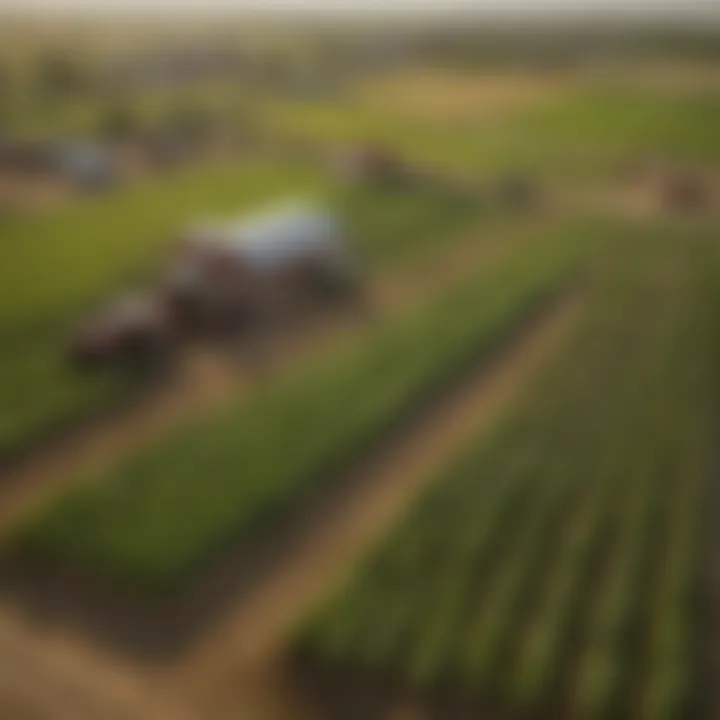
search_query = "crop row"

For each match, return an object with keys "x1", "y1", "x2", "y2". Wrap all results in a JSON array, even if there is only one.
[
  {"x1": 295, "y1": 232, "x2": 718, "y2": 719},
  {"x1": 0, "y1": 164, "x2": 483, "y2": 457},
  {"x1": 15, "y1": 220, "x2": 592, "y2": 588}
]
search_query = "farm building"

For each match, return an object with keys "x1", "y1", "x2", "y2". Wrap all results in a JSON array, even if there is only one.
[
  {"x1": 70, "y1": 202, "x2": 357, "y2": 367},
  {"x1": 171, "y1": 202, "x2": 353, "y2": 282},
  {"x1": 70, "y1": 290, "x2": 175, "y2": 368},
  {"x1": 166, "y1": 201, "x2": 358, "y2": 326}
]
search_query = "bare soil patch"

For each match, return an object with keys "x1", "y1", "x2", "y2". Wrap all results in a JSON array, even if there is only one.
[
  {"x1": 359, "y1": 70, "x2": 569, "y2": 123},
  {"x1": 0, "y1": 609, "x2": 176, "y2": 720},
  {"x1": 161, "y1": 288, "x2": 585, "y2": 720},
  {"x1": 0, "y1": 217, "x2": 533, "y2": 539},
  {"x1": 0, "y1": 284, "x2": 579, "y2": 720},
  {"x1": 0, "y1": 217, "x2": 563, "y2": 720},
  {"x1": 0, "y1": 172, "x2": 75, "y2": 212}
]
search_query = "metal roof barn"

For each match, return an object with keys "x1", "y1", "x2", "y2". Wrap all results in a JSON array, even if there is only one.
[{"x1": 182, "y1": 202, "x2": 348, "y2": 273}]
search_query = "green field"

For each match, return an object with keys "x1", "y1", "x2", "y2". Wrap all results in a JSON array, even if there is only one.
[
  {"x1": 6, "y1": 67, "x2": 720, "y2": 460},
  {"x1": 0, "y1": 159, "x2": 322, "y2": 456},
  {"x1": 261, "y1": 83, "x2": 720, "y2": 176},
  {"x1": 2, "y1": 36, "x2": 720, "y2": 719},
  {"x1": 16, "y1": 219, "x2": 591, "y2": 587},
  {"x1": 295, "y1": 231, "x2": 718, "y2": 718},
  {"x1": 0, "y1": 156, "x2": 485, "y2": 457}
]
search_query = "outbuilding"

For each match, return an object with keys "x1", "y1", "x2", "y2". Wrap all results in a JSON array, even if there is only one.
[{"x1": 166, "y1": 201, "x2": 359, "y2": 327}]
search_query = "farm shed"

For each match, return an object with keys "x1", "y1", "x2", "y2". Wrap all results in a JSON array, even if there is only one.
[
  {"x1": 70, "y1": 289, "x2": 175, "y2": 367},
  {"x1": 166, "y1": 201, "x2": 358, "y2": 325},
  {"x1": 176, "y1": 202, "x2": 353, "y2": 275}
]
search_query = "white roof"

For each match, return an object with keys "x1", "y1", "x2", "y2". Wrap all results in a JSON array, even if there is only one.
[{"x1": 184, "y1": 202, "x2": 344, "y2": 270}]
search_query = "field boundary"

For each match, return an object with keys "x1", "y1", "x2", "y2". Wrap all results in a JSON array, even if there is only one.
[
  {"x1": 0, "y1": 215, "x2": 540, "y2": 540},
  {"x1": 165, "y1": 285, "x2": 586, "y2": 720},
  {"x1": 0, "y1": 287, "x2": 582, "y2": 705}
]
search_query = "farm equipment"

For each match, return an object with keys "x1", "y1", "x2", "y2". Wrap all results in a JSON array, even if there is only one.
[
  {"x1": 0, "y1": 139, "x2": 55, "y2": 176},
  {"x1": 70, "y1": 202, "x2": 361, "y2": 369},
  {"x1": 70, "y1": 291, "x2": 177, "y2": 369}
]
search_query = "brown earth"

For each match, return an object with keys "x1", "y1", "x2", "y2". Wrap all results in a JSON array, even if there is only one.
[
  {"x1": 359, "y1": 69, "x2": 570, "y2": 124},
  {"x1": 0, "y1": 215, "x2": 540, "y2": 539},
  {"x1": 0, "y1": 610, "x2": 180, "y2": 720},
  {"x1": 0, "y1": 172, "x2": 75, "y2": 212},
  {"x1": 0, "y1": 229, "x2": 576, "y2": 720},
  {"x1": 0, "y1": 287, "x2": 581, "y2": 720},
  {"x1": 161, "y1": 288, "x2": 584, "y2": 720}
]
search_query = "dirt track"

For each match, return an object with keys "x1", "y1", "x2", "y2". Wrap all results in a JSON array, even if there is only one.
[
  {"x1": 0, "y1": 217, "x2": 573, "y2": 720},
  {"x1": 0, "y1": 287, "x2": 581, "y2": 720},
  {"x1": 159, "y1": 289, "x2": 583, "y2": 720},
  {"x1": 0, "y1": 217, "x2": 540, "y2": 538}
]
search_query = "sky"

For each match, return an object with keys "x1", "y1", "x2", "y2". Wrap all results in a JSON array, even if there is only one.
[{"x1": 0, "y1": 0, "x2": 718, "y2": 21}]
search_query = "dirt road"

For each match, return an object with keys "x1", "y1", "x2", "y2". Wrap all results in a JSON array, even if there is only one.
[
  {"x1": 0, "y1": 219, "x2": 573, "y2": 720},
  {"x1": 0, "y1": 217, "x2": 538, "y2": 538},
  {"x1": 160, "y1": 290, "x2": 584, "y2": 720}
]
